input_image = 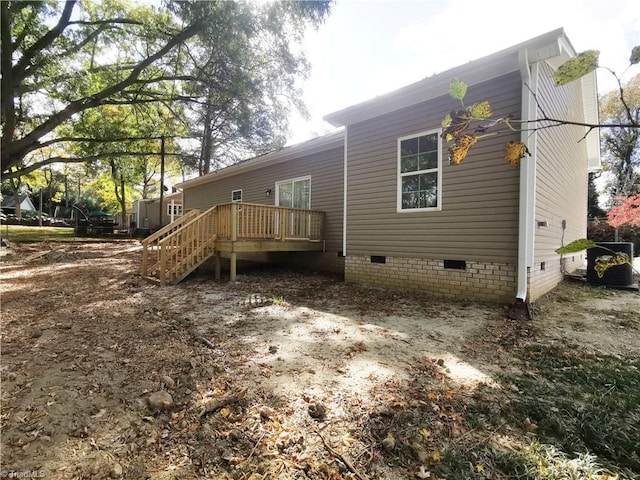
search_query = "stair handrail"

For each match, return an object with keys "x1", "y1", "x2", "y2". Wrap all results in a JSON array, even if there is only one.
[
  {"x1": 157, "y1": 205, "x2": 217, "y2": 284},
  {"x1": 141, "y1": 208, "x2": 200, "y2": 246},
  {"x1": 140, "y1": 209, "x2": 200, "y2": 276}
]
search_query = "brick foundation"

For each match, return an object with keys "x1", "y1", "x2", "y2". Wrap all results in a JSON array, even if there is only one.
[{"x1": 345, "y1": 255, "x2": 517, "y2": 302}]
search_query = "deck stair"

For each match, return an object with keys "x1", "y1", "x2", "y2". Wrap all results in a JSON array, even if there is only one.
[
  {"x1": 141, "y1": 206, "x2": 217, "y2": 284},
  {"x1": 141, "y1": 202, "x2": 325, "y2": 285}
]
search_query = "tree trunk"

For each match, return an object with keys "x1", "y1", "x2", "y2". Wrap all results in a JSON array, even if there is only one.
[
  {"x1": 9, "y1": 177, "x2": 22, "y2": 219},
  {"x1": 110, "y1": 159, "x2": 127, "y2": 229}
]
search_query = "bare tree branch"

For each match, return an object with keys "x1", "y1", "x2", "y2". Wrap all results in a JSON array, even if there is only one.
[
  {"x1": 2, "y1": 17, "x2": 206, "y2": 174},
  {"x1": 12, "y1": 0, "x2": 77, "y2": 83},
  {"x1": 4, "y1": 151, "x2": 198, "y2": 180}
]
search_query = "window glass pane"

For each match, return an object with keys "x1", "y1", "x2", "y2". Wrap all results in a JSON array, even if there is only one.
[
  {"x1": 278, "y1": 182, "x2": 293, "y2": 207},
  {"x1": 401, "y1": 155, "x2": 418, "y2": 173},
  {"x1": 402, "y1": 192, "x2": 419, "y2": 209},
  {"x1": 419, "y1": 172, "x2": 437, "y2": 190},
  {"x1": 402, "y1": 175, "x2": 419, "y2": 193},
  {"x1": 419, "y1": 173, "x2": 438, "y2": 208},
  {"x1": 400, "y1": 138, "x2": 419, "y2": 156},
  {"x1": 418, "y1": 152, "x2": 438, "y2": 170},
  {"x1": 419, "y1": 134, "x2": 438, "y2": 153},
  {"x1": 293, "y1": 179, "x2": 310, "y2": 209}
]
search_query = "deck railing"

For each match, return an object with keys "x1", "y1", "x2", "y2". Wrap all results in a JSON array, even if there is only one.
[
  {"x1": 216, "y1": 202, "x2": 324, "y2": 241},
  {"x1": 140, "y1": 208, "x2": 201, "y2": 276}
]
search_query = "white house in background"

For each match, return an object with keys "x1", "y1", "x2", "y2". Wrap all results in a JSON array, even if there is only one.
[
  {"x1": 1, "y1": 194, "x2": 36, "y2": 214},
  {"x1": 132, "y1": 191, "x2": 183, "y2": 234}
]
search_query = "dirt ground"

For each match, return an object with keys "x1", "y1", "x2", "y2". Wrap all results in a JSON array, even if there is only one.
[{"x1": 1, "y1": 241, "x2": 639, "y2": 479}]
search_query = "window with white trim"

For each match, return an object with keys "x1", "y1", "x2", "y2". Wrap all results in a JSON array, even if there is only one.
[
  {"x1": 276, "y1": 176, "x2": 310, "y2": 209},
  {"x1": 231, "y1": 189, "x2": 242, "y2": 202},
  {"x1": 167, "y1": 203, "x2": 183, "y2": 216},
  {"x1": 398, "y1": 129, "x2": 442, "y2": 211}
]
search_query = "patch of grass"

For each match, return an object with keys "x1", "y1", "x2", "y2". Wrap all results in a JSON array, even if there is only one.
[
  {"x1": 270, "y1": 295, "x2": 287, "y2": 306},
  {"x1": 465, "y1": 345, "x2": 640, "y2": 479},
  {"x1": 1, "y1": 225, "x2": 75, "y2": 242}
]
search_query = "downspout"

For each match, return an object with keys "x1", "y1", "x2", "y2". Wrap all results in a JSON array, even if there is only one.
[
  {"x1": 342, "y1": 126, "x2": 348, "y2": 256},
  {"x1": 516, "y1": 49, "x2": 538, "y2": 303}
]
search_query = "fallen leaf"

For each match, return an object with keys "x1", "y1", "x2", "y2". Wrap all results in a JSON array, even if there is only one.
[
  {"x1": 431, "y1": 450, "x2": 442, "y2": 462},
  {"x1": 220, "y1": 407, "x2": 231, "y2": 418},
  {"x1": 416, "y1": 465, "x2": 431, "y2": 479},
  {"x1": 523, "y1": 417, "x2": 538, "y2": 432},
  {"x1": 420, "y1": 428, "x2": 431, "y2": 439}
]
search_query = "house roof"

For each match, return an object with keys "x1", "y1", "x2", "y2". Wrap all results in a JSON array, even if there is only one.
[
  {"x1": 176, "y1": 130, "x2": 344, "y2": 189},
  {"x1": 1, "y1": 194, "x2": 36, "y2": 210},
  {"x1": 323, "y1": 28, "x2": 599, "y2": 169},
  {"x1": 324, "y1": 29, "x2": 567, "y2": 125}
]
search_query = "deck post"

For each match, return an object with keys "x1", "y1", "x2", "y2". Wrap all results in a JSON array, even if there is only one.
[
  {"x1": 141, "y1": 242, "x2": 148, "y2": 276},
  {"x1": 230, "y1": 252, "x2": 237, "y2": 282},
  {"x1": 214, "y1": 252, "x2": 221, "y2": 281},
  {"x1": 230, "y1": 204, "x2": 238, "y2": 282},
  {"x1": 159, "y1": 243, "x2": 166, "y2": 286},
  {"x1": 279, "y1": 211, "x2": 286, "y2": 241}
]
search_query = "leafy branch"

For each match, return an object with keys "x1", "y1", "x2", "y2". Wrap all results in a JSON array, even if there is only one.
[{"x1": 441, "y1": 47, "x2": 640, "y2": 166}]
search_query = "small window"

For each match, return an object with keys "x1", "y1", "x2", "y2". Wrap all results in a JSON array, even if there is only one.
[
  {"x1": 166, "y1": 203, "x2": 183, "y2": 217},
  {"x1": 232, "y1": 189, "x2": 242, "y2": 202},
  {"x1": 398, "y1": 129, "x2": 442, "y2": 212}
]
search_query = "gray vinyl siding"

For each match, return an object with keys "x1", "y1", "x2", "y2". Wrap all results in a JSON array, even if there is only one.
[
  {"x1": 346, "y1": 71, "x2": 522, "y2": 263},
  {"x1": 530, "y1": 61, "x2": 589, "y2": 298},
  {"x1": 183, "y1": 146, "x2": 344, "y2": 268}
]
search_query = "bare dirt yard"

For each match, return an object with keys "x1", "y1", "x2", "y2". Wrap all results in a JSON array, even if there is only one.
[{"x1": 1, "y1": 241, "x2": 639, "y2": 480}]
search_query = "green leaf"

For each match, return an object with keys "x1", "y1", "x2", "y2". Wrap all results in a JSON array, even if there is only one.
[
  {"x1": 555, "y1": 238, "x2": 597, "y2": 255},
  {"x1": 441, "y1": 114, "x2": 452, "y2": 128},
  {"x1": 469, "y1": 101, "x2": 492, "y2": 119},
  {"x1": 449, "y1": 79, "x2": 467, "y2": 101},
  {"x1": 553, "y1": 50, "x2": 600, "y2": 85},
  {"x1": 630, "y1": 46, "x2": 640, "y2": 65}
]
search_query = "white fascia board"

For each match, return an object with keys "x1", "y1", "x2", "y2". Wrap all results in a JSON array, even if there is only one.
[
  {"x1": 176, "y1": 131, "x2": 344, "y2": 190},
  {"x1": 581, "y1": 72, "x2": 601, "y2": 171}
]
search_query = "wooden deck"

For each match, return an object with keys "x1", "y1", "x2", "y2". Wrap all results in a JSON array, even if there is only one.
[{"x1": 141, "y1": 202, "x2": 324, "y2": 285}]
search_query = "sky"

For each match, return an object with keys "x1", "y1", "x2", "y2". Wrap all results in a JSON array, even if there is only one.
[{"x1": 287, "y1": 0, "x2": 640, "y2": 145}]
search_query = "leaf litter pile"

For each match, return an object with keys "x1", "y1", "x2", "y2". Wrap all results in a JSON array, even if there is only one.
[{"x1": 1, "y1": 241, "x2": 639, "y2": 479}]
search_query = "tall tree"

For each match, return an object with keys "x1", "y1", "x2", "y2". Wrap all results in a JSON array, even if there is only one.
[
  {"x1": 0, "y1": 0, "x2": 207, "y2": 178},
  {"x1": 599, "y1": 74, "x2": 640, "y2": 200},
  {"x1": 1, "y1": 0, "x2": 332, "y2": 180},
  {"x1": 172, "y1": 1, "x2": 332, "y2": 175}
]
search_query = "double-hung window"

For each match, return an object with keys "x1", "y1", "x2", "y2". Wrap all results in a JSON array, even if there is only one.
[{"x1": 398, "y1": 129, "x2": 442, "y2": 211}]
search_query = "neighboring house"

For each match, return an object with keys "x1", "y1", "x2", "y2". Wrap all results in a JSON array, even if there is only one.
[
  {"x1": 1, "y1": 194, "x2": 36, "y2": 214},
  {"x1": 132, "y1": 191, "x2": 183, "y2": 234},
  {"x1": 147, "y1": 29, "x2": 599, "y2": 304}
]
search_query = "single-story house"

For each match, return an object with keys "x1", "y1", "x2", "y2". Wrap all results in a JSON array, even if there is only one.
[
  {"x1": 143, "y1": 28, "x2": 599, "y2": 303},
  {"x1": 132, "y1": 191, "x2": 183, "y2": 234},
  {"x1": 1, "y1": 194, "x2": 37, "y2": 215}
]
